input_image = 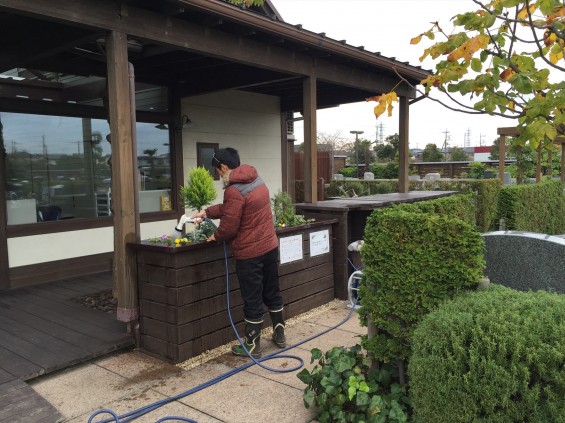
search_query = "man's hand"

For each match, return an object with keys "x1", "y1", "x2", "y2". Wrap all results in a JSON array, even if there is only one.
[
  {"x1": 207, "y1": 233, "x2": 216, "y2": 242},
  {"x1": 191, "y1": 210, "x2": 207, "y2": 222}
]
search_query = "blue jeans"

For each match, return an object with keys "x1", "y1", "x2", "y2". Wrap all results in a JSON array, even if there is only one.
[{"x1": 235, "y1": 248, "x2": 282, "y2": 321}]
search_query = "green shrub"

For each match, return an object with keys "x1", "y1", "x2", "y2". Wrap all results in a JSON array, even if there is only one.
[
  {"x1": 360, "y1": 209, "x2": 485, "y2": 363},
  {"x1": 409, "y1": 284, "x2": 565, "y2": 423},
  {"x1": 371, "y1": 163, "x2": 399, "y2": 179},
  {"x1": 271, "y1": 190, "x2": 314, "y2": 228},
  {"x1": 468, "y1": 161, "x2": 487, "y2": 179},
  {"x1": 495, "y1": 179, "x2": 565, "y2": 234},
  {"x1": 297, "y1": 345, "x2": 411, "y2": 423},
  {"x1": 409, "y1": 179, "x2": 502, "y2": 232},
  {"x1": 339, "y1": 167, "x2": 358, "y2": 178},
  {"x1": 179, "y1": 166, "x2": 217, "y2": 211},
  {"x1": 326, "y1": 180, "x2": 368, "y2": 198},
  {"x1": 392, "y1": 193, "x2": 477, "y2": 227},
  {"x1": 366, "y1": 180, "x2": 396, "y2": 195}
]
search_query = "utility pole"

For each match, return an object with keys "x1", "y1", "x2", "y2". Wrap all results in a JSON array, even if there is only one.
[
  {"x1": 350, "y1": 130, "x2": 364, "y2": 178},
  {"x1": 464, "y1": 128, "x2": 471, "y2": 148},
  {"x1": 442, "y1": 129, "x2": 450, "y2": 161}
]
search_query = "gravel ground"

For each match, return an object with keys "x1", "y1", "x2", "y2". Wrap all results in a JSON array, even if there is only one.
[{"x1": 72, "y1": 290, "x2": 117, "y2": 314}]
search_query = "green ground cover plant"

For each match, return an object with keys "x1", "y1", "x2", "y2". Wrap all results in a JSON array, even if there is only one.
[{"x1": 297, "y1": 345, "x2": 410, "y2": 423}]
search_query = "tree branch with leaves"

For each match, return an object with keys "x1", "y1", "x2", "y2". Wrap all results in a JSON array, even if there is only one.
[{"x1": 408, "y1": 0, "x2": 565, "y2": 152}]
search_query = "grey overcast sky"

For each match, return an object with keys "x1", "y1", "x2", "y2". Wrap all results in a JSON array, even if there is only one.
[{"x1": 273, "y1": 0, "x2": 511, "y2": 149}]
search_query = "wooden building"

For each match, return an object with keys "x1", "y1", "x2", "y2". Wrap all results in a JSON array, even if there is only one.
[{"x1": 0, "y1": 0, "x2": 430, "y2": 321}]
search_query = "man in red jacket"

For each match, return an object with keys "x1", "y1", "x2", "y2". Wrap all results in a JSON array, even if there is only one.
[{"x1": 191, "y1": 147, "x2": 285, "y2": 359}]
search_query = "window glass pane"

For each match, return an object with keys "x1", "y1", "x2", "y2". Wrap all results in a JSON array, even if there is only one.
[
  {"x1": 1, "y1": 112, "x2": 172, "y2": 224},
  {"x1": 137, "y1": 122, "x2": 171, "y2": 212},
  {"x1": 197, "y1": 143, "x2": 219, "y2": 180}
]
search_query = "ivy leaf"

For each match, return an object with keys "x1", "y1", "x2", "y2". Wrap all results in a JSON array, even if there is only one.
[
  {"x1": 310, "y1": 348, "x2": 322, "y2": 362},
  {"x1": 297, "y1": 368, "x2": 312, "y2": 384},
  {"x1": 303, "y1": 389, "x2": 315, "y2": 408},
  {"x1": 356, "y1": 391, "x2": 371, "y2": 406}
]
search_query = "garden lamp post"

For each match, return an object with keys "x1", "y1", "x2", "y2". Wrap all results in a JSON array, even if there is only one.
[{"x1": 350, "y1": 130, "x2": 364, "y2": 178}]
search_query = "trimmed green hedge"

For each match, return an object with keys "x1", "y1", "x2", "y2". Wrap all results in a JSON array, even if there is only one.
[
  {"x1": 297, "y1": 178, "x2": 501, "y2": 232},
  {"x1": 392, "y1": 193, "x2": 477, "y2": 227},
  {"x1": 409, "y1": 284, "x2": 565, "y2": 423},
  {"x1": 495, "y1": 179, "x2": 565, "y2": 234},
  {"x1": 360, "y1": 208, "x2": 485, "y2": 363},
  {"x1": 409, "y1": 178, "x2": 502, "y2": 232}
]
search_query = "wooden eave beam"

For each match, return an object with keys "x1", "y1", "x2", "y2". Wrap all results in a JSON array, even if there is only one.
[
  {"x1": 497, "y1": 126, "x2": 520, "y2": 136},
  {"x1": 173, "y1": 0, "x2": 429, "y2": 81},
  {"x1": 0, "y1": 0, "x2": 419, "y2": 97},
  {"x1": 0, "y1": 30, "x2": 103, "y2": 73}
]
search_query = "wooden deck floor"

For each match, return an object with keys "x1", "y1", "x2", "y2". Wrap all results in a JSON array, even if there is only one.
[{"x1": 0, "y1": 272, "x2": 134, "y2": 422}]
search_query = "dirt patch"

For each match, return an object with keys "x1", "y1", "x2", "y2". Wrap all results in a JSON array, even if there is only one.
[{"x1": 72, "y1": 290, "x2": 117, "y2": 314}]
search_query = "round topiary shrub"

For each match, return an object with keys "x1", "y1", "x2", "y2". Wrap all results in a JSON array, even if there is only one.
[{"x1": 408, "y1": 284, "x2": 565, "y2": 423}]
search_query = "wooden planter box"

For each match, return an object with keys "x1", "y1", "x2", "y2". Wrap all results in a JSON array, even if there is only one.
[{"x1": 129, "y1": 219, "x2": 337, "y2": 363}]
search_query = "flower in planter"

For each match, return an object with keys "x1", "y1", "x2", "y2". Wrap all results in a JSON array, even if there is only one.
[
  {"x1": 146, "y1": 234, "x2": 191, "y2": 247},
  {"x1": 271, "y1": 190, "x2": 314, "y2": 228}
]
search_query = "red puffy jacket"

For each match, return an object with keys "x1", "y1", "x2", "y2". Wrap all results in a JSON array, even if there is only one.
[{"x1": 205, "y1": 165, "x2": 278, "y2": 260}]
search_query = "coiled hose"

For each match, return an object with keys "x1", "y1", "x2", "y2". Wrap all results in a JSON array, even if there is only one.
[{"x1": 88, "y1": 241, "x2": 358, "y2": 423}]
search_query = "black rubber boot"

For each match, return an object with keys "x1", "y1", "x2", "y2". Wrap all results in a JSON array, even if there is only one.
[
  {"x1": 232, "y1": 319, "x2": 263, "y2": 359},
  {"x1": 269, "y1": 308, "x2": 286, "y2": 348}
]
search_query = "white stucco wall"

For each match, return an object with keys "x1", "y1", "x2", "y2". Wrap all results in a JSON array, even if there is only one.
[
  {"x1": 181, "y1": 89, "x2": 282, "y2": 214},
  {"x1": 7, "y1": 220, "x2": 178, "y2": 267},
  {"x1": 8, "y1": 89, "x2": 282, "y2": 268}
]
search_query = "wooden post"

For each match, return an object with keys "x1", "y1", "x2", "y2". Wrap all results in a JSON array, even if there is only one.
[
  {"x1": 498, "y1": 135, "x2": 506, "y2": 182},
  {"x1": 398, "y1": 96, "x2": 409, "y2": 193},
  {"x1": 561, "y1": 142, "x2": 565, "y2": 184},
  {"x1": 303, "y1": 75, "x2": 317, "y2": 202},
  {"x1": 536, "y1": 144, "x2": 542, "y2": 183},
  {"x1": 0, "y1": 117, "x2": 9, "y2": 290},
  {"x1": 106, "y1": 30, "x2": 139, "y2": 322}
]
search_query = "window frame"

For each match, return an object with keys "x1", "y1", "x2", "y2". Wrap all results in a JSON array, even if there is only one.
[
  {"x1": 1, "y1": 98, "x2": 177, "y2": 237},
  {"x1": 196, "y1": 142, "x2": 220, "y2": 181}
]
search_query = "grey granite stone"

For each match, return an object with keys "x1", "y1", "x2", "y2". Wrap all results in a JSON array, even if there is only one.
[{"x1": 483, "y1": 231, "x2": 565, "y2": 294}]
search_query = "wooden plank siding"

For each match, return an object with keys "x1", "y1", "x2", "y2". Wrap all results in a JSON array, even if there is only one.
[{"x1": 134, "y1": 220, "x2": 337, "y2": 363}]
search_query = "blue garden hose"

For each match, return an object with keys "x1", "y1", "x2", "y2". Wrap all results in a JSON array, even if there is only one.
[{"x1": 88, "y1": 240, "x2": 358, "y2": 423}]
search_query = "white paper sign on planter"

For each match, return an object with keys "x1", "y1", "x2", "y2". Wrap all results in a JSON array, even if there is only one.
[
  {"x1": 310, "y1": 229, "x2": 330, "y2": 257},
  {"x1": 279, "y1": 234, "x2": 303, "y2": 264}
]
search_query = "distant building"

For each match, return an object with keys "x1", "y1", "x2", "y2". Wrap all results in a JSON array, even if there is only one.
[{"x1": 472, "y1": 146, "x2": 493, "y2": 162}]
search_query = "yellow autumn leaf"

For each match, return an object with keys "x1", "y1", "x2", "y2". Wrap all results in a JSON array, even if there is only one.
[
  {"x1": 368, "y1": 92, "x2": 398, "y2": 118},
  {"x1": 374, "y1": 102, "x2": 386, "y2": 118},
  {"x1": 387, "y1": 102, "x2": 394, "y2": 116},
  {"x1": 517, "y1": 4, "x2": 536, "y2": 20},
  {"x1": 500, "y1": 68, "x2": 515, "y2": 81},
  {"x1": 465, "y1": 34, "x2": 489, "y2": 60},
  {"x1": 446, "y1": 34, "x2": 489, "y2": 62},
  {"x1": 549, "y1": 50, "x2": 564, "y2": 64},
  {"x1": 507, "y1": 101, "x2": 515, "y2": 111},
  {"x1": 410, "y1": 34, "x2": 423, "y2": 45},
  {"x1": 547, "y1": 6, "x2": 565, "y2": 22},
  {"x1": 544, "y1": 32, "x2": 557, "y2": 47}
]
